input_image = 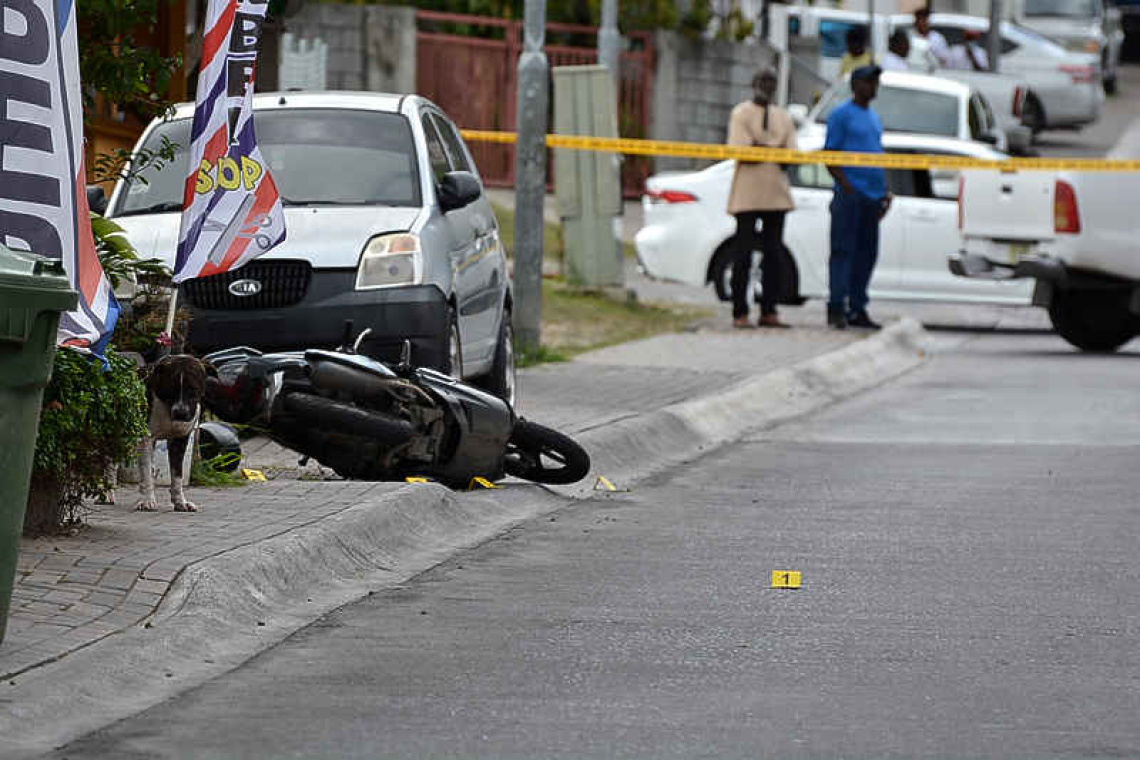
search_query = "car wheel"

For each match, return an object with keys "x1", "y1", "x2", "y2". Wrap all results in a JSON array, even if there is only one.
[
  {"x1": 710, "y1": 246, "x2": 756, "y2": 303},
  {"x1": 441, "y1": 306, "x2": 463, "y2": 378},
  {"x1": 1048, "y1": 289, "x2": 1136, "y2": 353},
  {"x1": 1021, "y1": 94, "x2": 1045, "y2": 135},
  {"x1": 479, "y1": 310, "x2": 517, "y2": 406}
]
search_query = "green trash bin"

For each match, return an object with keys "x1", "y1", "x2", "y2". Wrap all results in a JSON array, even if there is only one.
[{"x1": 0, "y1": 245, "x2": 78, "y2": 644}]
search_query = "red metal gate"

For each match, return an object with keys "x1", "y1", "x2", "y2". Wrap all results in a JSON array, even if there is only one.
[{"x1": 416, "y1": 10, "x2": 654, "y2": 197}]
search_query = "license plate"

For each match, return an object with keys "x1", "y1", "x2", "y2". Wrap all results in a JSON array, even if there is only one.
[{"x1": 1006, "y1": 243, "x2": 1030, "y2": 263}]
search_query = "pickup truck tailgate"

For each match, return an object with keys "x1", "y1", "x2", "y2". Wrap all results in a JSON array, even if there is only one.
[{"x1": 960, "y1": 170, "x2": 1055, "y2": 241}]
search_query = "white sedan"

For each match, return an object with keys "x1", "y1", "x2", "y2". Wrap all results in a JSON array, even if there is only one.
[{"x1": 634, "y1": 132, "x2": 1034, "y2": 306}]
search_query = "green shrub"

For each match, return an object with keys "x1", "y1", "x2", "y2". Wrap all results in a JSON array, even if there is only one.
[{"x1": 25, "y1": 348, "x2": 148, "y2": 533}]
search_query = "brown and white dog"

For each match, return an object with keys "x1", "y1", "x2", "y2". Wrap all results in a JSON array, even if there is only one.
[{"x1": 136, "y1": 355, "x2": 211, "y2": 512}]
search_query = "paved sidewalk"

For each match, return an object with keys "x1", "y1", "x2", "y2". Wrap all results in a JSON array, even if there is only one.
[{"x1": 4, "y1": 481, "x2": 400, "y2": 679}]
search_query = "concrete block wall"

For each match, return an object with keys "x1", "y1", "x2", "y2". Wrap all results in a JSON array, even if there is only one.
[
  {"x1": 651, "y1": 31, "x2": 777, "y2": 173},
  {"x1": 282, "y1": 4, "x2": 415, "y2": 94}
]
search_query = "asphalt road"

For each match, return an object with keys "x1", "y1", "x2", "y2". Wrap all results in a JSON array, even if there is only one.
[{"x1": 49, "y1": 326, "x2": 1140, "y2": 760}]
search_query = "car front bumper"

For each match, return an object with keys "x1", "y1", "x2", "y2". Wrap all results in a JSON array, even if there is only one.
[{"x1": 185, "y1": 270, "x2": 450, "y2": 369}]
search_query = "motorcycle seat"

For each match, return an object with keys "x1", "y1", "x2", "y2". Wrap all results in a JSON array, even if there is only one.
[{"x1": 304, "y1": 349, "x2": 398, "y2": 380}]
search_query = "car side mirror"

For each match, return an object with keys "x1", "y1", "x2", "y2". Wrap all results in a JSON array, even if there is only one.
[
  {"x1": 438, "y1": 171, "x2": 482, "y2": 213},
  {"x1": 787, "y1": 103, "x2": 809, "y2": 127},
  {"x1": 87, "y1": 185, "x2": 108, "y2": 215}
]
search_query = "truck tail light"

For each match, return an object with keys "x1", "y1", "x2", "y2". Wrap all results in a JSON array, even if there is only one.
[
  {"x1": 957, "y1": 175, "x2": 965, "y2": 230},
  {"x1": 1059, "y1": 64, "x2": 1095, "y2": 84},
  {"x1": 1054, "y1": 180, "x2": 1081, "y2": 234},
  {"x1": 647, "y1": 189, "x2": 699, "y2": 204}
]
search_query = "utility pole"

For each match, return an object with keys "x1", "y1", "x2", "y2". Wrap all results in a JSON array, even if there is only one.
[
  {"x1": 987, "y1": 0, "x2": 1003, "y2": 72},
  {"x1": 598, "y1": 0, "x2": 620, "y2": 82},
  {"x1": 513, "y1": 0, "x2": 549, "y2": 353},
  {"x1": 868, "y1": 0, "x2": 875, "y2": 57}
]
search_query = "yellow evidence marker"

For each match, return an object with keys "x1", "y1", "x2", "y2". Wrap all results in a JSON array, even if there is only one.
[
  {"x1": 771, "y1": 571, "x2": 802, "y2": 589},
  {"x1": 468, "y1": 476, "x2": 499, "y2": 490},
  {"x1": 593, "y1": 476, "x2": 618, "y2": 492},
  {"x1": 240, "y1": 468, "x2": 267, "y2": 481},
  {"x1": 405, "y1": 477, "x2": 430, "y2": 484}
]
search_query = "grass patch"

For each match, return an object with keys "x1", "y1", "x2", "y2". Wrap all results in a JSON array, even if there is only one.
[
  {"x1": 491, "y1": 202, "x2": 637, "y2": 271},
  {"x1": 492, "y1": 202, "x2": 563, "y2": 265},
  {"x1": 527, "y1": 279, "x2": 712, "y2": 363},
  {"x1": 493, "y1": 201, "x2": 712, "y2": 367},
  {"x1": 190, "y1": 452, "x2": 246, "y2": 488}
]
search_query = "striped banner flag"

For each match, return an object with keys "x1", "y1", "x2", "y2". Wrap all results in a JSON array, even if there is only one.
[
  {"x1": 0, "y1": 0, "x2": 119, "y2": 352},
  {"x1": 174, "y1": 0, "x2": 285, "y2": 284}
]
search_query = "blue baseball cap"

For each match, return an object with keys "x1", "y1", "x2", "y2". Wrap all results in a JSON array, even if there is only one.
[{"x1": 851, "y1": 65, "x2": 882, "y2": 81}]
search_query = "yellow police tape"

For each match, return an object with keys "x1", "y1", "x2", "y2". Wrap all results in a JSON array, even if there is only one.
[{"x1": 460, "y1": 130, "x2": 1140, "y2": 173}]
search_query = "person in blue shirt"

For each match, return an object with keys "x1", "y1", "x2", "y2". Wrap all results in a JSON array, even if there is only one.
[{"x1": 823, "y1": 65, "x2": 893, "y2": 330}]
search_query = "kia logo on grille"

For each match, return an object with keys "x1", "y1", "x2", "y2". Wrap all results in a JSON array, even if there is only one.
[{"x1": 228, "y1": 279, "x2": 262, "y2": 297}]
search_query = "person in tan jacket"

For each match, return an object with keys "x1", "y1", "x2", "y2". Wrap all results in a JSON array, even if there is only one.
[{"x1": 726, "y1": 67, "x2": 798, "y2": 328}]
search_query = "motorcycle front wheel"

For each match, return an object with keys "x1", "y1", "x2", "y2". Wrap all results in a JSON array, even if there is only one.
[{"x1": 504, "y1": 419, "x2": 591, "y2": 485}]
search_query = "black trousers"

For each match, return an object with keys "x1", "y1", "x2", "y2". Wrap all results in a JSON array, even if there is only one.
[{"x1": 731, "y1": 210, "x2": 786, "y2": 319}]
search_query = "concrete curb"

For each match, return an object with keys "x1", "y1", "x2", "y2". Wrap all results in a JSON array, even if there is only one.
[
  {"x1": 2, "y1": 318, "x2": 931, "y2": 756},
  {"x1": 560, "y1": 316, "x2": 931, "y2": 497}
]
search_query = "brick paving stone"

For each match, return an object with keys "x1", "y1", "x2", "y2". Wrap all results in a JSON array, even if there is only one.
[
  {"x1": 132, "y1": 578, "x2": 169, "y2": 595},
  {"x1": 98, "y1": 568, "x2": 141, "y2": 591},
  {"x1": 123, "y1": 590, "x2": 165, "y2": 609},
  {"x1": 83, "y1": 590, "x2": 126, "y2": 608}
]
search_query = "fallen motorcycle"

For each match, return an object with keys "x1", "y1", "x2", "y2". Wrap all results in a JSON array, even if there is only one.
[{"x1": 202, "y1": 327, "x2": 590, "y2": 488}]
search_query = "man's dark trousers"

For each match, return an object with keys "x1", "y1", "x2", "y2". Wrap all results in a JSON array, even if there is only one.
[
  {"x1": 731, "y1": 210, "x2": 786, "y2": 319},
  {"x1": 828, "y1": 188, "x2": 880, "y2": 314}
]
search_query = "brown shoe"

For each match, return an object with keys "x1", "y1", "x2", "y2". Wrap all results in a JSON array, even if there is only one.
[
  {"x1": 758, "y1": 313, "x2": 791, "y2": 329},
  {"x1": 733, "y1": 316, "x2": 756, "y2": 330}
]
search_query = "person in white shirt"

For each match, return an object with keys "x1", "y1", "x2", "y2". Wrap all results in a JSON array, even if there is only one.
[
  {"x1": 948, "y1": 28, "x2": 990, "y2": 71},
  {"x1": 881, "y1": 29, "x2": 911, "y2": 71},
  {"x1": 914, "y1": 8, "x2": 952, "y2": 67}
]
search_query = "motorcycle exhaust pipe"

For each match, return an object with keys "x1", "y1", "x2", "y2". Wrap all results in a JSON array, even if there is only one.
[{"x1": 309, "y1": 359, "x2": 400, "y2": 404}]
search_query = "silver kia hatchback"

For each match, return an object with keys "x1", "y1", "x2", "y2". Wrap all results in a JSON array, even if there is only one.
[{"x1": 103, "y1": 91, "x2": 516, "y2": 404}]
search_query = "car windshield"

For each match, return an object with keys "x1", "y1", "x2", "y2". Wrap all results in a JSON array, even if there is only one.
[
  {"x1": 113, "y1": 108, "x2": 422, "y2": 215},
  {"x1": 814, "y1": 84, "x2": 959, "y2": 138},
  {"x1": 1023, "y1": 0, "x2": 1098, "y2": 17}
]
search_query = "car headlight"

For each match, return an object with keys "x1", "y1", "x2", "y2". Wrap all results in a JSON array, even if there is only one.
[{"x1": 355, "y1": 233, "x2": 422, "y2": 290}]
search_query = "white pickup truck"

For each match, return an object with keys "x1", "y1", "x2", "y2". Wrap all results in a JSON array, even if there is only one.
[{"x1": 951, "y1": 166, "x2": 1140, "y2": 352}]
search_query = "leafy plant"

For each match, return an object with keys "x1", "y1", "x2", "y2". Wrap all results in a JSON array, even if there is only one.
[
  {"x1": 77, "y1": 0, "x2": 182, "y2": 123},
  {"x1": 91, "y1": 215, "x2": 169, "y2": 290},
  {"x1": 90, "y1": 135, "x2": 180, "y2": 189},
  {"x1": 190, "y1": 453, "x2": 246, "y2": 488},
  {"x1": 26, "y1": 348, "x2": 148, "y2": 533}
]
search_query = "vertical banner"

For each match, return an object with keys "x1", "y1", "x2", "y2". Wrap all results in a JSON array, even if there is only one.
[
  {"x1": 174, "y1": 0, "x2": 285, "y2": 283},
  {"x1": 0, "y1": 0, "x2": 119, "y2": 350}
]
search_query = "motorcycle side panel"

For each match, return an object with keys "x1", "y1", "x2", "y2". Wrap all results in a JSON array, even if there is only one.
[{"x1": 416, "y1": 369, "x2": 514, "y2": 484}]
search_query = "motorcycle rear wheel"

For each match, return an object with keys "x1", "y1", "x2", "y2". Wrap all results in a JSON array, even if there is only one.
[{"x1": 504, "y1": 419, "x2": 590, "y2": 485}]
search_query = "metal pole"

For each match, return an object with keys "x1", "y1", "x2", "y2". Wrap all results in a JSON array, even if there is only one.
[
  {"x1": 513, "y1": 0, "x2": 549, "y2": 353},
  {"x1": 598, "y1": 0, "x2": 620, "y2": 82},
  {"x1": 868, "y1": 0, "x2": 875, "y2": 59},
  {"x1": 987, "y1": 0, "x2": 1003, "y2": 73}
]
